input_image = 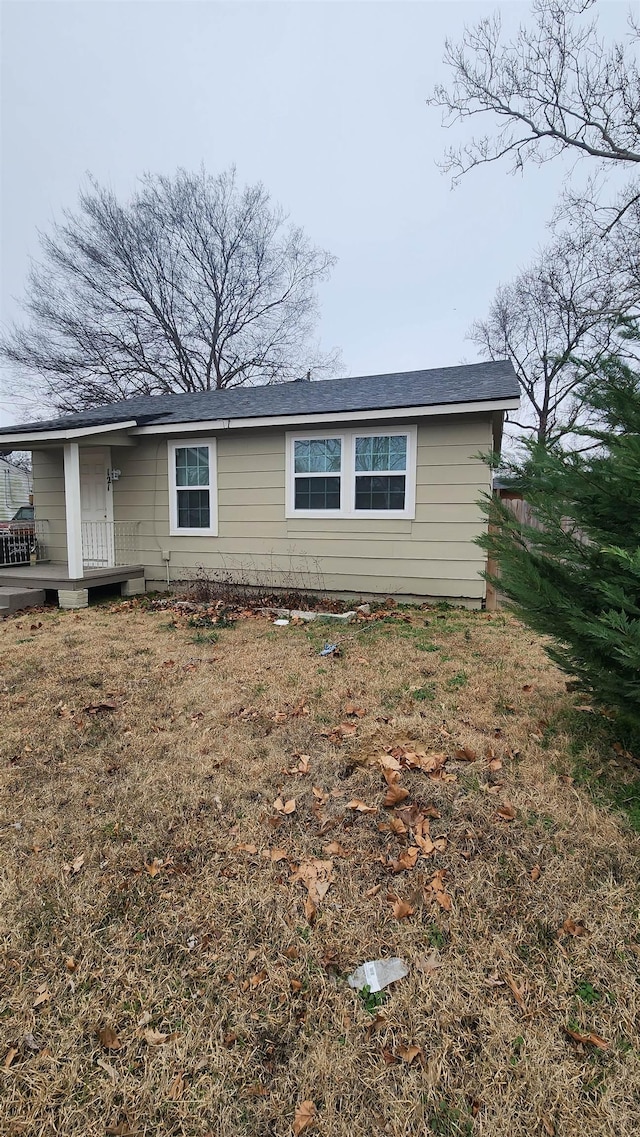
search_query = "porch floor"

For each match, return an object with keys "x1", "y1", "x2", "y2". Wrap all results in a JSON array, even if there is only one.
[{"x1": 0, "y1": 563, "x2": 145, "y2": 590}]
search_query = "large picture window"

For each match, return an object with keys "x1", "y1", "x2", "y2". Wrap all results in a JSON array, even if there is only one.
[
  {"x1": 286, "y1": 427, "x2": 416, "y2": 519},
  {"x1": 168, "y1": 439, "x2": 217, "y2": 536}
]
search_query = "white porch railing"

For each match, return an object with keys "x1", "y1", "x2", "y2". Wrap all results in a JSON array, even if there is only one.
[{"x1": 81, "y1": 521, "x2": 140, "y2": 567}]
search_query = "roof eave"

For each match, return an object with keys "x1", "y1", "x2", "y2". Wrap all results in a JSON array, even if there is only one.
[{"x1": 131, "y1": 396, "x2": 520, "y2": 436}]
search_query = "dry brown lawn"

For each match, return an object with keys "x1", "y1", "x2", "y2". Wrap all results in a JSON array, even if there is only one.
[{"x1": 1, "y1": 598, "x2": 639, "y2": 1137}]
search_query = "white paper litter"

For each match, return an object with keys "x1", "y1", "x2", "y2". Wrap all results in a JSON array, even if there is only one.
[
  {"x1": 347, "y1": 957, "x2": 409, "y2": 993},
  {"x1": 273, "y1": 618, "x2": 290, "y2": 625}
]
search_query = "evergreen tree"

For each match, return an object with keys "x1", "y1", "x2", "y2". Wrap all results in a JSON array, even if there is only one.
[{"x1": 479, "y1": 349, "x2": 640, "y2": 732}]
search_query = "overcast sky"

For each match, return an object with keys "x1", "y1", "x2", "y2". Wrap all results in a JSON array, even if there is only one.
[{"x1": 0, "y1": 0, "x2": 633, "y2": 426}]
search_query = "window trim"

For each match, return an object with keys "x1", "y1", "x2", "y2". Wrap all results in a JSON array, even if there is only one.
[
  {"x1": 286, "y1": 425, "x2": 417, "y2": 520},
  {"x1": 168, "y1": 438, "x2": 218, "y2": 537}
]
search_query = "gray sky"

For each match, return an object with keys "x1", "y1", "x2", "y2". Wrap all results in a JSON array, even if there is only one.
[{"x1": 0, "y1": 0, "x2": 633, "y2": 426}]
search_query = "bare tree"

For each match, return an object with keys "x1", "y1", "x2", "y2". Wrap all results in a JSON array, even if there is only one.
[
  {"x1": 469, "y1": 226, "x2": 630, "y2": 444},
  {"x1": 1, "y1": 168, "x2": 339, "y2": 413},
  {"x1": 429, "y1": 0, "x2": 640, "y2": 226}
]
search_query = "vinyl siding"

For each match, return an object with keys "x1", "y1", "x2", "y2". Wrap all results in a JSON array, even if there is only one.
[
  {"x1": 111, "y1": 415, "x2": 492, "y2": 600},
  {"x1": 32, "y1": 450, "x2": 66, "y2": 561},
  {"x1": 0, "y1": 458, "x2": 31, "y2": 521},
  {"x1": 30, "y1": 417, "x2": 492, "y2": 599}
]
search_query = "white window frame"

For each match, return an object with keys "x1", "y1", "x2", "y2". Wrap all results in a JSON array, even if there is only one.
[
  {"x1": 168, "y1": 438, "x2": 218, "y2": 537},
  {"x1": 286, "y1": 425, "x2": 417, "y2": 520}
]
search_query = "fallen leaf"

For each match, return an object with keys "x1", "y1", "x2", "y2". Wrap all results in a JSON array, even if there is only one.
[
  {"x1": 415, "y1": 952, "x2": 441, "y2": 975},
  {"x1": 144, "y1": 858, "x2": 165, "y2": 877},
  {"x1": 32, "y1": 990, "x2": 51, "y2": 1009},
  {"x1": 487, "y1": 758, "x2": 503, "y2": 772},
  {"x1": 383, "y1": 784, "x2": 410, "y2": 807},
  {"x1": 454, "y1": 747, "x2": 477, "y2": 762},
  {"x1": 365, "y1": 884, "x2": 382, "y2": 897},
  {"x1": 106, "y1": 1122, "x2": 137, "y2": 1136},
  {"x1": 434, "y1": 890, "x2": 452, "y2": 912},
  {"x1": 541, "y1": 1115, "x2": 556, "y2": 1136},
  {"x1": 564, "y1": 1027, "x2": 608, "y2": 1049},
  {"x1": 505, "y1": 973, "x2": 525, "y2": 1009},
  {"x1": 269, "y1": 847, "x2": 288, "y2": 863},
  {"x1": 560, "y1": 916, "x2": 587, "y2": 937},
  {"x1": 347, "y1": 799, "x2": 377, "y2": 814},
  {"x1": 344, "y1": 703, "x2": 366, "y2": 717},
  {"x1": 389, "y1": 895, "x2": 415, "y2": 920},
  {"x1": 323, "y1": 842, "x2": 349, "y2": 857},
  {"x1": 530, "y1": 864, "x2": 541, "y2": 881},
  {"x1": 97, "y1": 1026, "x2": 121, "y2": 1050},
  {"x1": 235, "y1": 842, "x2": 258, "y2": 854},
  {"x1": 389, "y1": 846, "x2": 420, "y2": 872},
  {"x1": 167, "y1": 1071, "x2": 185, "y2": 1099},
  {"x1": 496, "y1": 804, "x2": 517, "y2": 822},
  {"x1": 65, "y1": 956, "x2": 77, "y2": 972},
  {"x1": 293, "y1": 1099, "x2": 318, "y2": 1135},
  {"x1": 143, "y1": 1028, "x2": 174, "y2": 1045},
  {"x1": 97, "y1": 1057, "x2": 119, "y2": 1084},
  {"x1": 84, "y1": 701, "x2": 117, "y2": 714},
  {"x1": 63, "y1": 853, "x2": 85, "y2": 875},
  {"x1": 274, "y1": 797, "x2": 296, "y2": 815},
  {"x1": 397, "y1": 1043, "x2": 423, "y2": 1064},
  {"x1": 4, "y1": 1047, "x2": 18, "y2": 1069}
]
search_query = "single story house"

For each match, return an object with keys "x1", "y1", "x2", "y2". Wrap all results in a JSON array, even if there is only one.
[
  {"x1": 0, "y1": 455, "x2": 32, "y2": 521},
  {"x1": 0, "y1": 361, "x2": 519, "y2": 608}
]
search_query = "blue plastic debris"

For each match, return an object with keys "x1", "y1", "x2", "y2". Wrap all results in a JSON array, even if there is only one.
[{"x1": 319, "y1": 642, "x2": 339, "y2": 657}]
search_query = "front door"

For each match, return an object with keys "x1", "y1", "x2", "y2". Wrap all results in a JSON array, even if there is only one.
[{"x1": 80, "y1": 446, "x2": 114, "y2": 567}]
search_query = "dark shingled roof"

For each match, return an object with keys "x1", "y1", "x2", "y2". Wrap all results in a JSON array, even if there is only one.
[{"x1": 0, "y1": 360, "x2": 518, "y2": 436}]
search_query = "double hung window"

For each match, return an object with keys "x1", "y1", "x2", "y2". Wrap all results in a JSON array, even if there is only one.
[
  {"x1": 286, "y1": 426, "x2": 416, "y2": 519},
  {"x1": 168, "y1": 440, "x2": 218, "y2": 536}
]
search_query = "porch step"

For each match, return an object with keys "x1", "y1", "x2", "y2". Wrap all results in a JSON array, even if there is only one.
[{"x1": 0, "y1": 587, "x2": 47, "y2": 615}]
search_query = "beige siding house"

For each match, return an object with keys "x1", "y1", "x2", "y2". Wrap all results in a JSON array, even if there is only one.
[{"x1": 0, "y1": 362, "x2": 519, "y2": 607}]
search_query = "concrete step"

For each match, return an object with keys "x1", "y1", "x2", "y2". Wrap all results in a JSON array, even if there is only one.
[{"x1": 0, "y1": 587, "x2": 47, "y2": 614}]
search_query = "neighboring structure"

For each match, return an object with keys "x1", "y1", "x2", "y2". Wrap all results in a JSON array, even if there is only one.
[
  {"x1": 0, "y1": 455, "x2": 32, "y2": 521},
  {"x1": 0, "y1": 362, "x2": 519, "y2": 607}
]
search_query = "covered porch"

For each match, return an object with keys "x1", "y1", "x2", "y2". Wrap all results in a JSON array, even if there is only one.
[{"x1": 0, "y1": 433, "x2": 146, "y2": 608}]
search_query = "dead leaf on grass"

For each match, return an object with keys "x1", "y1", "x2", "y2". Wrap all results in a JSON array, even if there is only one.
[
  {"x1": 496, "y1": 804, "x2": 517, "y2": 822},
  {"x1": 323, "y1": 841, "x2": 349, "y2": 857},
  {"x1": 97, "y1": 1057, "x2": 119, "y2": 1084},
  {"x1": 383, "y1": 784, "x2": 410, "y2": 807},
  {"x1": 167, "y1": 1071, "x2": 186, "y2": 1099},
  {"x1": 559, "y1": 916, "x2": 588, "y2": 937},
  {"x1": 143, "y1": 1028, "x2": 178, "y2": 1045},
  {"x1": 347, "y1": 799, "x2": 377, "y2": 814},
  {"x1": 268, "y1": 847, "x2": 288, "y2": 863},
  {"x1": 293, "y1": 1099, "x2": 318, "y2": 1135},
  {"x1": 564, "y1": 1027, "x2": 608, "y2": 1049},
  {"x1": 97, "y1": 1026, "x2": 121, "y2": 1050},
  {"x1": 32, "y1": 989, "x2": 51, "y2": 1009},
  {"x1": 84, "y1": 701, "x2": 117, "y2": 714},
  {"x1": 4, "y1": 1047, "x2": 18, "y2": 1069},
  {"x1": 389, "y1": 846, "x2": 419, "y2": 872},
  {"x1": 388, "y1": 895, "x2": 415, "y2": 920},
  {"x1": 454, "y1": 747, "x2": 477, "y2": 762},
  {"x1": 235, "y1": 842, "x2": 258, "y2": 854},
  {"x1": 397, "y1": 1043, "x2": 423, "y2": 1064},
  {"x1": 415, "y1": 951, "x2": 441, "y2": 975},
  {"x1": 345, "y1": 703, "x2": 366, "y2": 717},
  {"x1": 530, "y1": 864, "x2": 541, "y2": 881},
  {"x1": 63, "y1": 853, "x2": 85, "y2": 875},
  {"x1": 274, "y1": 797, "x2": 296, "y2": 815}
]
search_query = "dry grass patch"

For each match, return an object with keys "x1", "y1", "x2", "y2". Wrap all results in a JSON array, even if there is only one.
[{"x1": 1, "y1": 600, "x2": 639, "y2": 1137}]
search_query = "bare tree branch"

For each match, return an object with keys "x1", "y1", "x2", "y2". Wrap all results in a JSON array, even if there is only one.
[
  {"x1": 0, "y1": 168, "x2": 340, "y2": 413},
  {"x1": 469, "y1": 224, "x2": 637, "y2": 443},
  {"x1": 429, "y1": 0, "x2": 640, "y2": 219}
]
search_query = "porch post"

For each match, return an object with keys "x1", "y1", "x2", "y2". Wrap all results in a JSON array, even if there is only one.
[{"x1": 63, "y1": 442, "x2": 83, "y2": 578}]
